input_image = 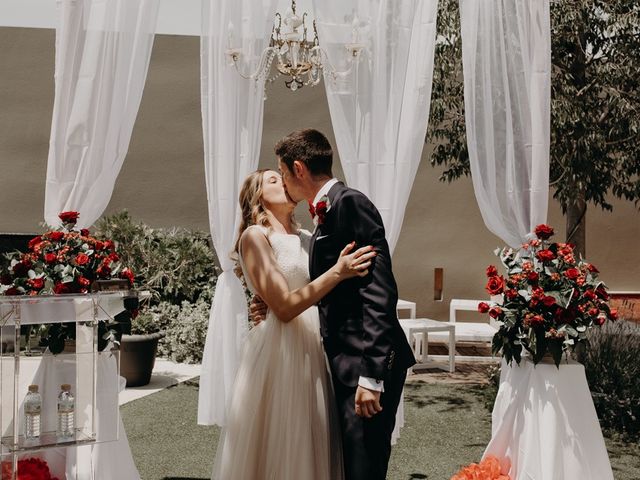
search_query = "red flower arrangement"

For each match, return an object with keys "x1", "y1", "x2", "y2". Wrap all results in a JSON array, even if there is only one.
[
  {"x1": 451, "y1": 455, "x2": 510, "y2": 480},
  {"x1": 1, "y1": 211, "x2": 137, "y2": 353},
  {"x1": 1, "y1": 457, "x2": 59, "y2": 480},
  {"x1": 1, "y1": 212, "x2": 135, "y2": 297},
  {"x1": 481, "y1": 224, "x2": 615, "y2": 366}
]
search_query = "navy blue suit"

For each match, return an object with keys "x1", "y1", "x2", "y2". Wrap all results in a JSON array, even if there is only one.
[{"x1": 309, "y1": 181, "x2": 415, "y2": 480}]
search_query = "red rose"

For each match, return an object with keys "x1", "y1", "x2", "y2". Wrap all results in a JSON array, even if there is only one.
[
  {"x1": 53, "y1": 282, "x2": 70, "y2": 294},
  {"x1": 542, "y1": 296, "x2": 556, "y2": 307},
  {"x1": 609, "y1": 308, "x2": 618, "y2": 321},
  {"x1": 477, "y1": 302, "x2": 491, "y2": 313},
  {"x1": 12, "y1": 261, "x2": 31, "y2": 277},
  {"x1": 486, "y1": 265, "x2": 498, "y2": 277},
  {"x1": 94, "y1": 240, "x2": 105, "y2": 251},
  {"x1": 505, "y1": 289, "x2": 518, "y2": 300},
  {"x1": 120, "y1": 268, "x2": 135, "y2": 286},
  {"x1": 27, "y1": 236, "x2": 43, "y2": 251},
  {"x1": 488, "y1": 306, "x2": 503, "y2": 319},
  {"x1": 78, "y1": 277, "x2": 91, "y2": 287},
  {"x1": 80, "y1": 228, "x2": 90, "y2": 237},
  {"x1": 536, "y1": 249, "x2": 556, "y2": 262},
  {"x1": 564, "y1": 268, "x2": 580, "y2": 280},
  {"x1": 588, "y1": 307, "x2": 599, "y2": 317},
  {"x1": 103, "y1": 240, "x2": 115, "y2": 251},
  {"x1": 534, "y1": 224, "x2": 554, "y2": 240},
  {"x1": 108, "y1": 252, "x2": 120, "y2": 262},
  {"x1": 485, "y1": 276, "x2": 505, "y2": 296},
  {"x1": 75, "y1": 253, "x2": 90, "y2": 266},
  {"x1": 58, "y1": 211, "x2": 80, "y2": 225},
  {"x1": 529, "y1": 314, "x2": 545, "y2": 326},
  {"x1": 96, "y1": 265, "x2": 111, "y2": 278},
  {"x1": 527, "y1": 272, "x2": 539, "y2": 283},
  {"x1": 44, "y1": 253, "x2": 57, "y2": 264},
  {"x1": 583, "y1": 289, "x2": 597, "y2": 301},
  {"x1": 586, "y1": 263, "x2": 599, "y2": 274},
  {"x1": 48, "y1": 231, "x2": 65, "y2": 242},
  {"x1": 27, "y1": 278, "x2": 45, "y2": 290},
  {"x1": 532, "y1": 287, "x2": 545, "y2": 300}
]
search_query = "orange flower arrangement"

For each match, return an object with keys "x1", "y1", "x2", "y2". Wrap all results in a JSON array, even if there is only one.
[{"x1": 450, "y1": 455, "x2": 510, "y2": 480}]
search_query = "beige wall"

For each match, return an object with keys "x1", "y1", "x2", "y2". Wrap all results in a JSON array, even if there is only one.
[{"x1": 1, "y1": 27, "x2": 639, "y2": 319}]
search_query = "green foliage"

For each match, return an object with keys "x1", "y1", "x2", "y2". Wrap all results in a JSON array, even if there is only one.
[
  {"x1": 578, "y1": 320, "x2": 640, "y2": 442},
  {"x1": 156, "y1": 300, "x2": 211, "y2": 364},
  {"x1": 428, "y1": 0, "x2": 640, "y2": 212},
  {"x1": 95, "y1": 211, "x2": 218, "y2": 306}
]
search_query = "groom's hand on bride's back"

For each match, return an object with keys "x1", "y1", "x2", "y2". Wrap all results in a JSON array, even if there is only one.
[{"x1": 249, "y1": 295, "x2": 268, "y2": 325}]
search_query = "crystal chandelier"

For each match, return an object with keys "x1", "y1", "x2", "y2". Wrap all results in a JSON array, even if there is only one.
[{"x1": 226, "y1": 0, "x2": 364, "y2": 93}]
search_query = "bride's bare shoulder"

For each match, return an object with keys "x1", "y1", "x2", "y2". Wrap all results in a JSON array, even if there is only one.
[{"x1": 240, "y1": 225, "x2": 270, "y2": 252}]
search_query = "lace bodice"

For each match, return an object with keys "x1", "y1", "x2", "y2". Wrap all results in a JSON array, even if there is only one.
[{"x1": 239, "y1": 226, "x2": 312, "y2": 293}]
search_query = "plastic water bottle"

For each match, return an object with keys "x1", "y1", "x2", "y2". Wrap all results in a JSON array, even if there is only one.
[
  {"x1": 57, "y1": 384, "x2": 75, "y2": 438},
  {"x1": 24, "y1": 384, "x2": 41, "y2": 440}
]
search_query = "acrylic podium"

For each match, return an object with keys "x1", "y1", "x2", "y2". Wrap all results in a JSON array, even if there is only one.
[{"x1": 0, "y1": 292, "x2": 131, "y2": 480}]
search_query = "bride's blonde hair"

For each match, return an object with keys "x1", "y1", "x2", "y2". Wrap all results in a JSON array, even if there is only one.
[{"x1": 231, "y1": 169, "x2": 296, "y2": 278}]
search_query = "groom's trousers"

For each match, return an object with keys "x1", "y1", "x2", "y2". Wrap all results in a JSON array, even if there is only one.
[{"x1": 333, "y1": 364, "x2": 407, "y2": 480}]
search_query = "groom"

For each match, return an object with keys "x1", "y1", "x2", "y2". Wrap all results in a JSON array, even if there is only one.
[{"x1": 274, "y1": 129, "x2": 415, "y2": 479}]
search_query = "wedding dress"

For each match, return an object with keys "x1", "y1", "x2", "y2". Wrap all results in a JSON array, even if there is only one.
[{"x1": 213, "y1": 226, "x2": 344, "y2": 480}]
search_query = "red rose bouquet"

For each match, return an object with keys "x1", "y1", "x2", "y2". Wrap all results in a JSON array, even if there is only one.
[
  {"x1": 1, "y1": 457, "x2": 59, "y2": 480},
  {"x1": 480, "y1": 224, "x2": 616, "y2": 366},
  {"x1": 1, "y1": 211, "x2": 134, "y2": 296},
  {"x1": 1, "y1": 211, "x2": 136, "y2": 353}
]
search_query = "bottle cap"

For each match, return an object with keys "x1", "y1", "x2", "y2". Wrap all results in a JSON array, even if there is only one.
[
  {"x1": 28, "y1": 385, "x2": 38, "y2": 393},
  {"x1": 61, "y1": 384, "x2": 71, "y2": 392}
]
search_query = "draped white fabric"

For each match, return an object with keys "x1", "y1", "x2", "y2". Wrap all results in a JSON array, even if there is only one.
[
  {"x1": 197, "y1": 0, "x2": 278, "y2": 426},
  {"x1": 459, "y1": 0, "x2": 551, "y2": 248},
  {"x1": 312, "y1": 0, "x2": 439, "y2": 253},
  {"x1": 44, "y1": 0, "x2": 159, "y2": 229}
]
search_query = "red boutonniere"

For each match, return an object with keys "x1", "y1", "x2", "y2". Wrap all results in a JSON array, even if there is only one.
[{"x1": 309, "y1": 195, "x2": 331, "y2": 226}]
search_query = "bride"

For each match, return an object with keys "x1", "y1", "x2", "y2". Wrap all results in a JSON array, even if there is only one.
[{"x1": 212, "y1": 169, "x2": 376, "y2": 480}]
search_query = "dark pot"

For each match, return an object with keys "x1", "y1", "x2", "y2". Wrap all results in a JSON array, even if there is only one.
[{"x1": 119, "y1": 332, "x2": 165, "y2": 387}]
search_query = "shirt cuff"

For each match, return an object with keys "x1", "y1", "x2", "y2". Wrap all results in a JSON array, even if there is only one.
[{"x1": 358, "y1": 376, "x2": 384, "y2": 392}]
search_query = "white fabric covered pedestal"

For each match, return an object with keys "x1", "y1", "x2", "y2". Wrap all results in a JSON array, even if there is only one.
[{"x1": 484, "y1": 358, "x2": 613, "y2": 480}]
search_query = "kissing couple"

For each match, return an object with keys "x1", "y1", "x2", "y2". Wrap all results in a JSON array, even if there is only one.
[{"x1": 213, "y1": 129, "x2": 415, "y2": 480}]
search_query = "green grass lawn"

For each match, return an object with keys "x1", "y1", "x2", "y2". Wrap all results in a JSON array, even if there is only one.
[{"x1": 121, "y1": 379, "x2": 640, "y2": 480}]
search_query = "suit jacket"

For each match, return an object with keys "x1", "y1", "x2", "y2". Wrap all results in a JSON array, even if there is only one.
[{"x1": 309, "y1": 182, "x2": 415, "y2": 387}]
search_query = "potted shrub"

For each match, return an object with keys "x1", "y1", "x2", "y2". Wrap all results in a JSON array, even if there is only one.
[{"x1": 119, "y1": 309, "x2": 165, "y2": 387}]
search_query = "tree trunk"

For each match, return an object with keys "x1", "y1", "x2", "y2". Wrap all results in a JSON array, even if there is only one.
[{"x1": 566, "y1": 192, "x2": 587, "y2": 258}]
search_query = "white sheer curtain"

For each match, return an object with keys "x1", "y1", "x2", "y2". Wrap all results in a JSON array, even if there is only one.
[
  {"x1": 313, "y1": 0, "x2": 439, "y2": 253},
  {"x1": 45, "y1": 0, "x2": 159, "y2": 229},
  {"x1": 197, "y1": 0, "x2": 278, "y2": 426},
  {"x1": 459, "y1": 0, "x2": 551, "y2": 247}
]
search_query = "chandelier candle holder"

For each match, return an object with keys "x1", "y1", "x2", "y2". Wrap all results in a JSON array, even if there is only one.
[{"x1": 226, "y1": 0, "x2": 365, "y2": 93}]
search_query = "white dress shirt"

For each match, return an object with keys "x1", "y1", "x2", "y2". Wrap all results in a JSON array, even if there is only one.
[{"x1": 312, "y1": 178, "x2": 384, "y2": 392}]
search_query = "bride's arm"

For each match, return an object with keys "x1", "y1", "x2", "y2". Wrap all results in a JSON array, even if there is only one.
[{"x1": 240, "y1": 228, "x2": 375, "y2": 323}]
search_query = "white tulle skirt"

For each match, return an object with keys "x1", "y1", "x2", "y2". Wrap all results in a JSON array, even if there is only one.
[{"x1": 212, "y1": 306, "x2": 344, "y2": 480}]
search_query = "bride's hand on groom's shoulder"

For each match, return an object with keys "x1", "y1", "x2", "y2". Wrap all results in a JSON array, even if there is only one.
[
  {"x1": 249, "y1": 295, "x2": 268, "y2": 325},
  {"x1": 335, "y1": 242, "x2": 377, "y2": 280}
]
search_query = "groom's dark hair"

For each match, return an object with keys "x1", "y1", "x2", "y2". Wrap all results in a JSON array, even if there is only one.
[{"x1": 275, "y1": 129, "x2": 333, "y2": 178}]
